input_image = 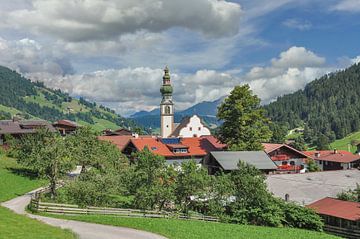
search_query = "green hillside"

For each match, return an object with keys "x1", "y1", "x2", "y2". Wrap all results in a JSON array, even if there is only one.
[
  {"x1": 0, "y1": 65, "x2": 140, "y2": 131},
  {"x1": 265, "y1": 63, "x2": 360, "y2": 149}
]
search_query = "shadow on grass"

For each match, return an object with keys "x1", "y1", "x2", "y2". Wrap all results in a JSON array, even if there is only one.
[{"x1": 6, "y1": 167, "x2": 39, "y2": 180}]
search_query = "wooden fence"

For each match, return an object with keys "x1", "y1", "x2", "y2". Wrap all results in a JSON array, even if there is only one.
[
  {"x1": 324, "y1": 225, "x2": 360, "y2": 239},
  {"x1": 30, "y1": 199, "x2": 219, "y2": 222}
]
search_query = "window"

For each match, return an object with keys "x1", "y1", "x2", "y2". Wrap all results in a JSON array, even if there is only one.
[
  {"x1": 151, "y1": 147, "x2": 157, "y2": 151},
  {"x1": 189, "y1": 127, "x2": 192, "y2": 131},
  {"x1": 198, "y1": 127, "x2": 201, "y2": 131},
  {"x1": 290, "y1": 161, "x2": 295, "y2": 166},
  {"x1": 282, "y1": 161, "x2": 288, "y2": 165},
  {"x1": 165, "y1": 106, "x2": 171, "y2": 114}
]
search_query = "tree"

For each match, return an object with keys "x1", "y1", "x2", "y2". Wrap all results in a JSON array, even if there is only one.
[
  {"x1": 229, "y1": 162, "x2": 283, "y2": 226},
  {"x1": 15, "y1": 130, "x2": 74, "y2": 198},
  {"x1": 307, "y1": 158, "x2": 320, "y2": 172},
  {"x1": 207, "y1": 173, "x2": 234, "y2": 217},
  {"x1": 337, "y1": 184, "x2": 360, "y2": 202},
  {"x1": 175, "y1": 160, "x2": 210, "y2": 213},
  {"x1": 269, "y1": 123, "x2": 288, "y2": 143},
  {"x1": 130, "y1": 148, "x2": 176, "y2": 210},
  {"x1": 217, "y1": 85, "x2": 272, "y2": 150}
]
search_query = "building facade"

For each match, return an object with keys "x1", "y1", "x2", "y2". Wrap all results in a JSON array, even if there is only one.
[{"x1": 170, "y1": 115, "x2": 211, "y2": 138}]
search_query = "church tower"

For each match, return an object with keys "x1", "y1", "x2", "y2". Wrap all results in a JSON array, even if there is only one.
[{"x1": 160, "y1": 66, "x2": 174, "y2": 138}]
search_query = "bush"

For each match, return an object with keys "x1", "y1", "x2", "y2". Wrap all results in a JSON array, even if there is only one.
[{"x1": 282, "y1": 201, "x2": 324, "y2": 231}]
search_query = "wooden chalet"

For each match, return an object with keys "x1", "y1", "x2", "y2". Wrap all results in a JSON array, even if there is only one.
[
  {"x1": 308, "y1": 197, "x2": 360, "y2": 239},
  {"x1": 53, "y1": 120, "x2": 79, "y2": 136}
]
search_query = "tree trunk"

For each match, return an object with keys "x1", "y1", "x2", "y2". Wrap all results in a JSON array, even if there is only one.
[{"x1": 50, "y1": 178, "x2": 57, "y2": 199}]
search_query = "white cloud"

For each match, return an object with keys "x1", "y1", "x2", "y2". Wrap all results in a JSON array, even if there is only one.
[
  {"x1": 244, "y1": 46, "x2": 330, "y2": 103},
  {"x1": 282, "y1": 18, "x2": 312, "y2": 30},
  {"x1": 0, "y1": 37, "x2": 74, "y2": 76},
  {"x1": 331, "y1": 0, "x2": 360, "y2": 12},
  {"x1": 5, "y1": 0, "x2": 242, "y2": 41}
]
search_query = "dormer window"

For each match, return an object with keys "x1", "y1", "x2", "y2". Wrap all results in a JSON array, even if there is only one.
[{"x1": 151, "y1": 146, "x2": 158, "y2": 151}]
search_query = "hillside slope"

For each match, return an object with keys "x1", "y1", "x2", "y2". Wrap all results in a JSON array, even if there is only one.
[
  {"x1": 265, "y1": 63, "x2": 360, "y2": 146},
  {"x1": 0, "y1": 66, "x2": 139, "y2": 131}
]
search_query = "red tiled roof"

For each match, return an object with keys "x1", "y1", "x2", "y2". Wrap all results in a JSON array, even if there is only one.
[
  {"x1": 307, "y1": 197, "x2": 360, "y2": 221},
  {"x1": 303, "y1": 150, "x2": 360, "y2": 163},
  {"x1": 129, "y1": 137, "x2": 219, "y2": 158},
  {"x1": 201, "y1": 135, "x2": 227, "y2": 150},
  {"x1": 262, "y1": 143, "x2": 283, "y2": 153},
  {"x1": 262, "y1": 143, "x2": 308, "y2": 158},
  {"x1": 98, "y1": 135, "x2": 133, "y2": 151}
]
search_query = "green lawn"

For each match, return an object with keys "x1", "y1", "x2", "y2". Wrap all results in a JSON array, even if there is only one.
[
  {"x1": 0, "y1": 155, "x2": 77, "y2": 239},
  {"x1": 330, "y1": 131, "x2": 360, "y2": 153},
  {"x1": 0, "y1": 155, "x2": 46, "y2": 202},
  {"x1": 0, "y1": 207, "x2": 75, "y2": 239},
  {"x1": 45, "y1": 214, "x2": 339, "y2": 239}
]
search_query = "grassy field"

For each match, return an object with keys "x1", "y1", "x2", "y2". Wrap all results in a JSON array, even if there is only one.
[
  {"x1": 0, "y1": 155, "x2": 77, "y2": 239},
  {"x1": 0, "y1": 207, "x2": 75, "y2": 239},
  {"x1": 330, "y1": 131, "x2": 360, "y2": 153},
  {"x1": 0, "y1": 155, "x2": 46, "y2": 202},
  {"x1": 45, "y1": 214, "x2": 339, "y2": 239}
]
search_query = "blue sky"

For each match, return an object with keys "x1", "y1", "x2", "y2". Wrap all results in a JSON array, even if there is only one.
[{"x1": 0, "y1": 0, "x2": 359, "y2": 116}]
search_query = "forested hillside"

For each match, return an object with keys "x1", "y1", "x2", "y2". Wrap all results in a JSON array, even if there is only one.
[
  {"x1": 0, "y1": 66, "x2": 140, "y2": 131},
  {"x1": 265, "y1": 63, "x2": 360, "y2": 148}
]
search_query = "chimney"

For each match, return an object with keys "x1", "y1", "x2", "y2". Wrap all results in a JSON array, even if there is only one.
[
  {"x1": 333, "y1": 148, "x2": 338, "y2": 154},
  {"x1": 315, "y1": 152, "x2": 320, "y2": 158}
]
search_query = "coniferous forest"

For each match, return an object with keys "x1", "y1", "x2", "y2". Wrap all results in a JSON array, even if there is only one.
[{"x1": 265, "y1": 63, "x2": 360, "y2": 148}]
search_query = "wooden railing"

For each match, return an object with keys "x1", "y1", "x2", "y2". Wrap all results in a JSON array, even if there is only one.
[
  {"x1": 324, "y1": 225, "x2": 360, "y2": 239},
  {"x1": 29, "y1": 199, "x2": 219, "y2": 222}
]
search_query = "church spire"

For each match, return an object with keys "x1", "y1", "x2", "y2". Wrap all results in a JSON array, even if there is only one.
[{"x1": 160, "y1": 66, "x2": 174, "y2": 138}]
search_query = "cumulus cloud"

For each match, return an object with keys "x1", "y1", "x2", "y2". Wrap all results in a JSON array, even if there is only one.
[
  {"x1": 0, "y1": 37, "x2": 74, "y2": 76},
  {"x1": 5, "y1": 0, "x2": 242, "y2": 41},
  {"x1": 331, "y1": 0, "x2": 360, "y2": 12},
  {"x1": 244, "y1": 46, "x2": 330, "y2": 103},
  {"x1": 282, "y1": 18, "x2": 312, "y2": 30},
  {"x1": 28, "y1": 66, "x2": 236, "y2": 116}
]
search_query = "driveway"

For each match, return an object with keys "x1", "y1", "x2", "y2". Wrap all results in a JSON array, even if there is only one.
[{"x1": 1, "y1": 189, "x2": 167, "y2": 239}]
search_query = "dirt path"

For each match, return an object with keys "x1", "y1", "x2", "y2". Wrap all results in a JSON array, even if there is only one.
[{"x1": 1, "y1": 189, "x2": 167, "y2": 239}]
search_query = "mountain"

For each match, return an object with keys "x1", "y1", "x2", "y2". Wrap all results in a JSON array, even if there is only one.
[
  {"x1": 130, "y1": 97, "x2": 225, "y2": 129},
  {"x1": 265, "y1": 63, "x2": 360, "y2": 146},
  {"x1": 0, "y1": 66, "x2": 140, "y2": 131}
]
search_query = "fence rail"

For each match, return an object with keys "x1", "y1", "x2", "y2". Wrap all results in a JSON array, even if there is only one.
[
  {"x1": 324, "y1": 225, "x2": 360, "y2": 239},
  {"x1": 30, "y1": 199, "x2": 219, "y2": 222}
]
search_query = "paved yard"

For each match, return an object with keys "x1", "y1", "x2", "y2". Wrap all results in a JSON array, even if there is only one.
[{"x1": 266, "y1": 169, "x2": 360, "y2": 205}]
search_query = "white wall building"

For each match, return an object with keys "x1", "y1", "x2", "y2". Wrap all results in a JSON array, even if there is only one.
[{"x1": 170, "y1": 115, "x2": 211, "y2": 138}]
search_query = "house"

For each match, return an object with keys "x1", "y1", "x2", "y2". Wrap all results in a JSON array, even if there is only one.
[
  {"x1": 53, "y1": 119, "x2": 79, "y2": 135},
  {"x1": 204, "y1": 151, "x2": 277, "y2": 175},
  {"x1": 262, "y1": 143, "x2": 308, "y2": 173},
  {"x1": 170, "y1": 115, "x2": 211, "y2": 138},
  {"x1": 303, "y1": 150, "x2": 360, "y2": 171},
  {"x1": 308, "y1": 197, "x2": 360, "y2": 239},
  {"x1": 122, "y1": 136, "x2": 223, "y2": 165},
  {"x1": 98, "y1": 135, "x2": 134, "y2": 151},
  {"x1": 0, "y1": 119, "x2": 56, "y2": 145},
  {"x1": 102, "y1": 128, "x2": 132, "y2": 136}
]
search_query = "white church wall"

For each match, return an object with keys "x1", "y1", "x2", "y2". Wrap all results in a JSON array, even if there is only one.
[{"x1": 178, "y1": 115, "x2": 211, "y2": 137}]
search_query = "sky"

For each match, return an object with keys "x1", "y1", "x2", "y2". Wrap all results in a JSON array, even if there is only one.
[{"x1": 0, "y1": 0, "x2": 359, "y2": 116}]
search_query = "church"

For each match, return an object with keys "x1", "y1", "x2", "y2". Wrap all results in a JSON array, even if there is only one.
[{"x1": 159, "y1": 66, "x2": 211, "y2": 138}]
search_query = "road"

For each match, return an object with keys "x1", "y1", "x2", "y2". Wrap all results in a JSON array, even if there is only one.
[{"x1": 1, "y1": 189, "x2": 167, "y2": 239}]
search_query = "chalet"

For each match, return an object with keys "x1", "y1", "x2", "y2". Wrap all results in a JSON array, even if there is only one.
[
  {"x1": 204, "y1": 151, "x2": 277, "y2": 175},
  {"x1": 308, "y1": 197, "x2": 360, "y2": 239},
  {"x1": 304, "y1": 150, "x2": 360, "y2": 171},
  {"x1": 102, "y1": 128, "x2": 132, "y2": 136},
  {"x1": 98, "y1": 135, "x2": 134, "y2": 151},
  {"x1": 262, "y1": 143, "x2": 308, "y2": 173},
  {"x1": 122, "y1": 136, "x2": 225, "y2": 165},
  {"x1": 0, "y1": 119, "x2": 56, "y2": 145},
  {"x1": 53, "y1": 119, "x2": 79, "y2": 136}
]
